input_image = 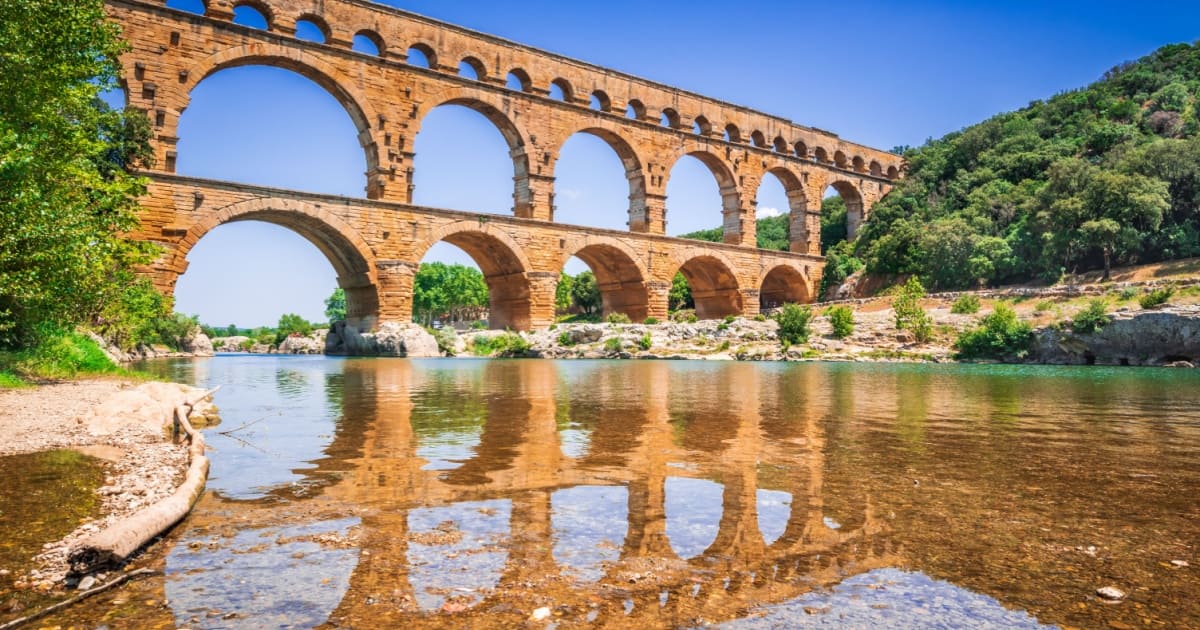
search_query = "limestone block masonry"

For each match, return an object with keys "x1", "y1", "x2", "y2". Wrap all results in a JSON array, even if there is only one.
[{"x1": 107, "y1": 0, "x2": 902, "y2": 330}]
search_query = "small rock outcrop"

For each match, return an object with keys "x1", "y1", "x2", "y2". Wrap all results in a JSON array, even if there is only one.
[
  {"x1": 179, "y1": 328, "x2": 214, "y2": 357},
  {"x1": 326, "y1": 321, "x2": 440, "y2": 358},
  {"x1": 277, "y1": 329, "x2": 328, "y2": 354},
  {"x1": 1031, "y1": 305, "x2": 1200, "y2": 366}
]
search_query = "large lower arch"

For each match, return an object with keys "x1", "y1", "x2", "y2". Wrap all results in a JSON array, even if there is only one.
[
  {"x1": 411, "y1": 222, "x2": 534, "y2": 330},
  {"x1": 175, "y1": 44, "x2": 384, "y2": 197},
  {"x1": 759, "y1": 167, "x2": 810, "y2": 252},
  {"x1": 827, "y1": 179, "x2": 866, "y2": 239},
  {"x1": 561, "y1": 237, "x2": 650, "y2": 322},
  {"x1": 164, "y1": 197, "x2": 380, "y2": 328},
  {"x1": 553, "y1": 127, "x2": 647, "y2": 231},
  {"x1": 670, "y1": 251, "x2": 742, "y2": 320},
  {"x1": 666, "y1": 150, "x2": 743, "y2": 244},
  {"x1": 415, "y1": 90, "x2": 536, "y2": 218},
  {"x1": 760, "y1": 264, "x2": 811, "y2": 310}
]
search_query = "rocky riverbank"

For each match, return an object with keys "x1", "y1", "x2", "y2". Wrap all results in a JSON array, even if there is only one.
[{"x1": 0, "y1": 380, "x2": 219, "y2": 591}]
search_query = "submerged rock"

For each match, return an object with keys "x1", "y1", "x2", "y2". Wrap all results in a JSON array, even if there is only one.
[{"x1": 1096, "y1": 586, "x2": 1127, "y2": 601}]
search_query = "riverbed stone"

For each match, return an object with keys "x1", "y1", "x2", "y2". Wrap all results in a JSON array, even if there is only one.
[{"x1": 326, "y1": 321, "x2": 439, "y2": 358}]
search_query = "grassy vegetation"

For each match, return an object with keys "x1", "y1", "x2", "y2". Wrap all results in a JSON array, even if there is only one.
[
  {"x1": 1139, "y1": 285, "x2": 1175, "y2": 308},
  {"x1": 1072, "y1": 299, "x2": 1112, "y2": 333},
  {"x1": 0, "y1": 329, "x2": 139, "y2": 387},
  {"x1": 470, "y1": 333, "x2": 530, "y2": 357},
  {"x1": 950, "y1": 294, "x2": 982, "y2": 314}
]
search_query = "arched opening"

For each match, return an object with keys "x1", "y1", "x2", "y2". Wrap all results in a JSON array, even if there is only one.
[
  {"x1": 177, "y1": 65, "x2": 366, "y2": 196},
  {"x1": 823, "y1": 181, "x2": 866, "y2": 243},
  {"x1": 293, "y1": 16, "x2": 328, "y2": 44},
  {"x1": 750, "y1": 130, "x2": 767, "y2": 148},
  {"x1": 173, "y1": 208, "x2": 378, "y2": 337},
  {"x1": 231, "y1": 2, "x2": 269, "y2": 29},
  {"x1": 852, "y1": 155, "x2": 866, "y2": 173},
  {"x1": 351, "y1": 31, "x2": 382, "y2": 56},
  {"x1": 411, "y1": 243, "x2": 489, "y2": 329},
  {"x1": 813, "y1": 147, "x2": 829, "y2": 164},
  {"x1": 869, "y1": 160, "x2": 882, "y2": 177},
  {"x1": 834, "y1": 150, "x2": 849, "y2": 169},
  {"x1": 505, "y1": 69, "x2": 531, "y2": 92},
  {"x1": 660, "y1": 108, "x2": 680, "y2": 129},
  {"x1": 760, "y1": 265, "x2": 809, "y2": 310},
  {"x1": 549, "y1": 78, "x2": 572, "y2": 102},
  {"x1": 772, "y1": 135, "x2": 789, "y2": 153},
  {"x1": 589, "y1": 91, "x2": 611, "y2": 112},
  {"x1": 625, "y1": 99, "x2": 645, "y2": 121},
  {"x1": 674, "y1": 256, "x2": 741, "y2": 320},
  {"x1": 693, "y1": 115, "x2": 711, "y2": 136},
  {"x1": 458, "y1": 57, "x2": 486, "y2": 81},
  {"x1": 666, "y1": 152, "x2": 739, "y2": 241},
  {"x1": 416, "y1": 230, "x2": 532, "y2": 330},
  {"x1": 756, "y1": 169, "x2": 805, "y2": 252},
  {"x1": 165, "y1": 0, "x2": 205, "y2": 15},
  {"x1": 556, "y1": 245, "x2": 650, "y2": 323},
  {"x1": 887, "y1": 165, "x2": 900, "y2": 179},
  {"x1": 724, "y1": 124, "x2": 741, "y2": 143},
  {"x1": 406, "y1": 43, "x2": 435, "y2": 69},
  {"x1": 412, "y1": 101, "x2": 525, "y2": 217},
  {"x1": 554, "y1": 130, "x2": 644, "y2": 232},
  {"x1": 794, "y1": 141, "x2": 809, "y2": 159}
]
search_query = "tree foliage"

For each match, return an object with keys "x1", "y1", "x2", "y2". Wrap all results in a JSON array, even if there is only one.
[
  {"x1": 0, "y1": 0, "x2": 157, "y2": 348},
  {"x1": 775, "y1": 303, "x2": 813, "y2": 346},
  {"x1": 324, "y1": 288, "x2": 347, "y2": 323},
  {"x1": 412, "y1": 262, "x2": 489, "y2": 325},
  {"x1": 955, "y1": 303, "x2": 1033, "y2": 360},
  {"x1": 848, "y1": 42, "x2": 1200, "y2": 289}
]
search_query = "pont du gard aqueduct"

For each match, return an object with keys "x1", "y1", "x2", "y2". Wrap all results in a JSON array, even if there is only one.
[{"x1": 107, "y1": 0, "x2": 904, "y2": 331}]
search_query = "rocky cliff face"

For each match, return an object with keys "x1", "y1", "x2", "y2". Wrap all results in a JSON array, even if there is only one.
[{"x1": 1031, "y1": 305, "x2": 1200, "y2": 366}]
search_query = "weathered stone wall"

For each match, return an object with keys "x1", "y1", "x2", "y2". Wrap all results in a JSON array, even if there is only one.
[
  {"x1": 107, "y1": 0, "x2": 899, "y2": 255},
  {"x1": 141, "y1": 174, "x2": 825, "y2": 329}
]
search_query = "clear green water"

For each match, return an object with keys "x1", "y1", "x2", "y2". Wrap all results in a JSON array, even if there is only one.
[{"x1": 49, "y1": 357, "x2": 1200, "y2": 627}]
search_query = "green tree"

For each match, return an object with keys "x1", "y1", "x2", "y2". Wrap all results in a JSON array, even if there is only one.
[
  {"x1": 893, "y1": 276, "x2": 933, "y2": 342},
  {"x1": 570, "y1": 271, "x2": 602, "y2": 315},
  {"x1": 555, "y1": 273, "x2": 575, "y2": 314},
  {"x1": 0, "y1": 0, "x2": 156, "y2": 348},
  {"x1": 324, "y1": 288, "x2": 347, "y2": 323},
  {"x1": 276, "y1": 313, "x2": 313, "y2": 343},
  {"x1": 668, "y1": 272, "x2": 693, "y2": 312},
  {"x1": 775, "y1": 303, "x2": 813, "y2": 346},
  {"x1": 412, "y1": 262, "x2": 489, "y2": 325}
]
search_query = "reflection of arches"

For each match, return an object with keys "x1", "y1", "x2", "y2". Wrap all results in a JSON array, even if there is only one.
[
  {"x1": 412, "y1": 222, "x2": 533, "y2": 330},
  {"x1": 828, "y1": 180, "x2": 866, "y2": 239},
  {"x1": 167, "y1": 197, "x2": 379, "y2": 328},
  {"x1": 666, "y1": 150, "x2": 741, "y2": 242},
  {"x1": 416, "y1": 92, "x2": 534, "y2": 216},
  {"x1": 671, "y1": 252, "x2": 742, "y2": 319},
  {"x1": 555, "y1": 128, "x2": 646, "y2": 229},
  {"x1": 561, "y1": 237, "x2": 650, "y2": 322},
  {"x1": 179, "y1": 45, "x2": 383, "y2": 196},
  {"x1": 760, "y1": 265, "x2": 810, "y2": 309}
]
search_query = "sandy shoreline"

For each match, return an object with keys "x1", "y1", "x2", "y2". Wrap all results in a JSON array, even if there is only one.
[{"x1": 0, "y1": 379, "x2": 213, "y2": 589}]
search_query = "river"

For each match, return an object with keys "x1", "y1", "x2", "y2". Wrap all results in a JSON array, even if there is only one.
[{"x1": 94, "y1": 357, "x2": 1200, "y2": 627}]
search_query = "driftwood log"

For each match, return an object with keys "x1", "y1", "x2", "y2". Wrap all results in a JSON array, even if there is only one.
[{"x1": 67, "y1": 387, "x2": 219, "y2": 575}]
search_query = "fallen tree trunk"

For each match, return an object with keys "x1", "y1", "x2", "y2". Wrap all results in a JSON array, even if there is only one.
[{"x1": 67, "y1": 388, "x2": 219, "y2": 575}]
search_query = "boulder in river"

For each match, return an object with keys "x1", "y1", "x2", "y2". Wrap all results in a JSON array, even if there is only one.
[{"x1": 326, "y1": 321, "x2": 440, "y2": 358}]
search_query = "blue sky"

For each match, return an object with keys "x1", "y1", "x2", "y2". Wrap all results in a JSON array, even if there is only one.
[{"x1": 154, "y1": 0, "x2": 1200, "y2": 327}]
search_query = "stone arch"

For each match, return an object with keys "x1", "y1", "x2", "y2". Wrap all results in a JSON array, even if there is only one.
[
  {"x1": 869, "y1": 160, "x2": 882, "y2": 177},
  {"x1": 772, "y1": 135, "x2": 789, "y2": 153},
  {"x1": 352, "y1": 29, "x2": 385, "y2": 56},
  {"x1": 813, "y1": 146, "x2": 830, "y2": 164},
  {"x1": 625, "y1": 99, "x2": 646, "y2": 121},
  {"x1": 760, "y1": 166, "x2": 810, "y2": 251},
  {"x1": 794, "y1": 141, "x2": 809, "y2": 159},
  {"x1": 750, "y1": 130, "x2": 767, "y2": 148},
  {"x1": 166, "y1": 197, "x2": 380, "y2": 328},
  {"x1": 458, "y1": 55, "x2": 487, "y2": 81},
  {"x1": 178, "y1": 44, "x2": 384, "y2": 196},
  {"x1": 589, "y1": 90, "x2": 612, "y2": 112},
  {"x1": 550, "y1": 77, "x2": 574, "y2": 102},
  {"x1": 560, "y1": 236, "x2": 650, "y2": 322},
  {"x1": 406, "y1": 42, "x2": 437, "y2": 68},
  {"x1": 669, "y1": 250, "x2": 743, "y2": 320},
  {"x1": 411, "y1": 221, "x2": 534, "y2": 330},
  {"x1": 665, "y1": 149, "x2": 742, "y2": 243},
  {"x1": 724, "y1": 123, "x2": 742, "y2": 143},
  {"x1": 887, "y1": 165, "x2": 899, "y2": 179},
  {"x1": 852, "y1": 155, "x2": 866, "y2": 173},
  {"x1": 506, "y1": 68, "x2": 532, "y2": 92},
  {"x1": 760, "y1": 264, "x2": 811, "y2": 310},
  {"x1": 416, "y1": 89, "x2": 535, "y2": 217},
  {"x1": 231, "y1": 0, "x2": 273, "y2": 29},
  {"x1": 660, "y1": 107, "x2": 681, "y2": 129},
  {"x1": 834, "y1": 150, "x2": 849, "y2": 169},
  {"x1": 554, "y1": 126, "x2": 647, "y2": 229},
  {"x1": 827, "y1": 178, "x2": 866, "y2": 239},
  {"x1": 293, "y1": 13, "x2": 331, "y2": 43}
]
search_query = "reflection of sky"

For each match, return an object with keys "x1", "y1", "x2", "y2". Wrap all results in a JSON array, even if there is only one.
[
  {"x1": 194, "y1": 356, "x2": 343, "y2": 499},
  {"x1": 558, "y1": 428, "x2": 591, "y2": 459},
  {"x1": 552, "y1": 486, "x2": 627, "y2": 582},
  {"x1": 756, "y1": 489, "x2": 791, "y2": 546},
  {"x1": 718, "y1": 568, "x2": 1051, "y2": 629},
  {"x1": 665, "y1": 477, "x2": 723, "y2": 559},
  {"x1": 415, "y1": 430, "x2": 482, "y2": 471},
  {"x1": 165, "y1": 517, "x2": 359, "y2": 629},
  {"x1": 407, "y1": 500, "x2": 511, "y2": 611}
]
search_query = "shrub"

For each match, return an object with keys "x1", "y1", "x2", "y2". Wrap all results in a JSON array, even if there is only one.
[
  {"x1": 950, "y1": 294, "x2": 981, "y2": 315},
  {"x1": 717, "y1": 322, "x2": 729, "y2": 331},
  {"x1": 432, "y1": 327, "x2": 460, "y2": 356},
  {"x1": 716, "y1": 340, "x2": 731, "y2": 352},
  {"x1": 723, "y1": 315, "x2": 736, "y2": 324},
  {"x1": 471, "y1": 333, "x2": 530, "y2": 357},
  {"x1": 686, "y1": 313, "x2": 698, "y2": 323},
  {"x1": 239, "y1": 339, "x2": 255, "y2": 352},
  {"x1": 606, "y1": 312, "x2": 632, "y2": 324},
  {"x1": 1139, "y1": 285, "x2": 1175, "y2": 309},
  {"x1": 557, "y1": 331, "x2": 575, "y2": 347},
  {"x1": 604, "y1": 337, "x2": 623, "y2": 352},
  {"x1": 893, "y1": 277, "x2": 933, "y2": 342},
  {"x1": 1034, "y1": 300, "x2": 1054, "y2": 313},
  {"x1": 775, "y1": 303, "x2": 813, "y2": 346},
  {"x1": 1072, "y1": 299, "x2": 1110, "y2": 333},
  {"x1": 955, "y1": 303, "x2": 1034, "y2": 360},
  {"x1": 638, "y1": 333, "x2": 652, "y2": 351},
  {"x1": 671, "y1": 309, "x2": 696, "y2": 323},
  {"x1": 643, "y1": 317, "x2": 660, "y2": 325},
  {"x1": 753, "y1": 314, "x2": 767, "y2": 322},
  {"x1": 826, "y1": 305, "x2": 855, "y2": 338},
  {"x1": 1118, "y1": 286, "x2": 1139, "y2": 301}
]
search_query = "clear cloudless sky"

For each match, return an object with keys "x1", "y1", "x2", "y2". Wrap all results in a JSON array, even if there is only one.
[{"x1": 151, "y1": 0, "x2": 1200, "y2": 327}]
